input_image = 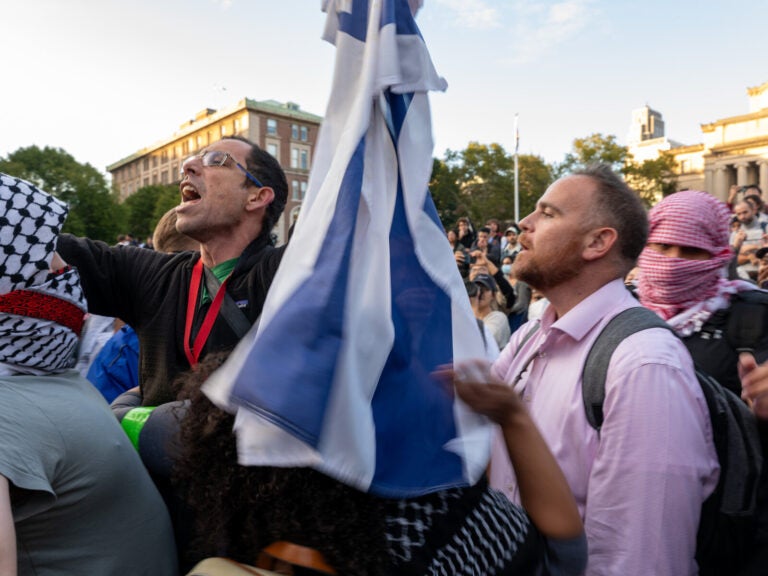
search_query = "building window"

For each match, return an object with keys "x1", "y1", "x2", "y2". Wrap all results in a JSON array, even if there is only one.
[
  {"x1": 221, "y1": 124, "x2": 227, "y2": 136},
  {"x1": 300, "y1": 126, "x2": 308, "y2": 141},
  {"x1": 267, "y1": 143, "x2": 278, "y2": 157},
  {"x1": 161, "y1": 171, "x2": 168, "y2": 184},
  {"x1": 182, "y1": 141, "x2": 189, "y2": 155},
  {"x1": 300, "y1": 181, "x2": 307, "y2": 200},
  {"x1": 234, "y1": 119, "x2": 240, "y2": 133},
  {"x1": 300, "y1": 150, "x2": 308, "y2": 170},
  {"x1": 292, "y1": 124, "x2": 299, "y2": 139},
  {"x1": 267, "y1": 118, "x2": 278, "y2": 135},
  {"x1": 291, "y1": 147, "x2": 299, "y2": 169},
  {"x1": 680, "y1": 159, "x2": 690, "y2": 173},
  {"x1": 292, "y1": 180, "x2": 300, "y2": 200},
  {"x1": 153, "y1": 156, "x2": 158, "y2": 168}
]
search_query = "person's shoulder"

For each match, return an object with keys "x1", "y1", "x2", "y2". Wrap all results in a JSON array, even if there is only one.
[
  {"x1": 600, "y1": 306, "x2": 691, "y2": 369},
  {"x1": 732, "y1": 289, "x2": 768, "y2": 305},
  {"x1": 485, "y1": 310, "x2": 507, "y2": 322}
]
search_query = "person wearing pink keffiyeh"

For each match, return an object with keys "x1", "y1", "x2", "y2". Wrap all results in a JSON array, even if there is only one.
[
  {"x1": 637, "y1": 189, "x2": 768, "y2": 576},
  {"x1": 637, "y1": 190, "x2": 768, "y2": 397}
]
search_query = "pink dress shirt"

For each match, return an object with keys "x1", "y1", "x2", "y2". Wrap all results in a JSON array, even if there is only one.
[{"x1": 491, "y1": 278, "x2": 720, "y2": 576}]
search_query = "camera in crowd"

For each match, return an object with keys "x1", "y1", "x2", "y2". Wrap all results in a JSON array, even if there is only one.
[{"x1": 455, "y1": 248, "x2": 475, "y2": 277}]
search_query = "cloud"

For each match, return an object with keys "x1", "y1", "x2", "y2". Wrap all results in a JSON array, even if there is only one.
[
  {"x1": 434, "y1": 0, "x2": 501, "y2": 30},
  {"x1": 508, "y1": 0, "x2": 599, "y2": 64},
  {"x1": 211, "y1": 0, "x2": 233, "y2": 9}
]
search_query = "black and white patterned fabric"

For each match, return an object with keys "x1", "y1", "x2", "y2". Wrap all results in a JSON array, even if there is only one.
[
  {"x1": 384, "y1": 480, "x2": 541, "y2": 575},
  {"x1": 0, "y1": 173, "x2": 68, "y2": 293},
  {"x1": 0, "y1": 173, "x2": 86, "y2": 374}
]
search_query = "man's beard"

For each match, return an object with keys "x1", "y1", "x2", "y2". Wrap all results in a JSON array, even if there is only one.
[{"x1": 514, "y1": 239, "x2": 584, "y2": 292}]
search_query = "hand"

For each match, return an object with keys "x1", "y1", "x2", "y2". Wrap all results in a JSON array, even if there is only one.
[
  {"x1": 470, "y1": 250, "x2": 486, "y2": 265},
  {"x1": 436, "y1": 360, "x2": 524, "y2": 426},
  {"x1": 454, "y1": 250, "x2": 466, "y2": 264},
  {"x1": 738, "y1": 352, "x2": 768, "y2": 420},
  {"x1": 729, "y1": 184, "x2": 740, "y2": 202}
]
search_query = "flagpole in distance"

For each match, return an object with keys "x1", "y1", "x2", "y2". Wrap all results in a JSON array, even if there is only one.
[{"x1": 514, "y1": 113, "x2": 520, "y2": 223}]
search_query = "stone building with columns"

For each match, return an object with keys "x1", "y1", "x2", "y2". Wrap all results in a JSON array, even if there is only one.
[
  {"x1": 627, "y1": 81, "x2": 768, "y2": 203},
  {"x1": 107, "y1": 98, "x2": 322, "y2": 244}
]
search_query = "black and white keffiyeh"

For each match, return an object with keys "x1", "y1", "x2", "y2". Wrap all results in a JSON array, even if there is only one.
[{"x1": 0, "y1": 173, "x2": 86, "y2": 374}]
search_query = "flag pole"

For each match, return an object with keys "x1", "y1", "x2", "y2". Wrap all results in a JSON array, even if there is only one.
[{"x1": 514, "y1": 113, "x2": 520, "y2": 223}]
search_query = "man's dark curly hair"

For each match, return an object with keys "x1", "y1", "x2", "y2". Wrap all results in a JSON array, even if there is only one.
[
  {"x1": 172, "y1": 353, "x2": 390, "y2": 575},
  {"x1": 223, "y1": 135, "x2": 288, "y2": 236}
]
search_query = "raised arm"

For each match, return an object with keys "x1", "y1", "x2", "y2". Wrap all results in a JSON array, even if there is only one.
[{"x1": 56, "y1": 234, "x2": 174, "y2": 327}]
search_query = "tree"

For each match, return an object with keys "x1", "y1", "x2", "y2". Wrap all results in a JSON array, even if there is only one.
[
  {"x1": 122, "y1": 184, "x2": 179, "y2": 242},
  {"x1": 515, "y1": 154, "x2": 554, "y2": 219},
  {"x1": 556, "y1": 133, "x2": 628, "y2": 176},
  {"x1": 433, "y1": 142, "x2": 552, "y2": 228},
  {"x1": 0, "y1": 145, "x2": 123, "y2": 242},
  {"x1": 557, "y1": 133, "x2": 678, "y2": 208},
  {"x1": 624, "y1": 152, "x2": 678, "y2": 207}
]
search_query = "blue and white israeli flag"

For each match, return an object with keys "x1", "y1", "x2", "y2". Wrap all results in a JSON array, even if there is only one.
[{"x1": 204, "y1": 0, "x2": 490, "y2": 497}]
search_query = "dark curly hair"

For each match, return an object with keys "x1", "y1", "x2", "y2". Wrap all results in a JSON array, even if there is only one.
[
  {"x1": 172, "y1": 353, "x2": 390, "y2": 575},
  {"x1": 223, "y1": 135, "x2": 288, "y2": 237}
]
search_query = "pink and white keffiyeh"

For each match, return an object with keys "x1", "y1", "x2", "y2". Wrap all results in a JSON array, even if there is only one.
[{"x1": 637, "y1": 190, "x2": 755, "y2": 335}]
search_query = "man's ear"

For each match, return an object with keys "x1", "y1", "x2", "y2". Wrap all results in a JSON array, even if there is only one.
[
  {"x1": 582, "y1": 227, "x2": 618, "y2": 261},
  {"x1": 245, "y1": 186, "x2": 275, "y2": 212}
]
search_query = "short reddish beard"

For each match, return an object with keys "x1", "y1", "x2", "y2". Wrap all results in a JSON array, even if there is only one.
[{"x1": 513, "y1": 235, "x2": 585, "y2": 292}]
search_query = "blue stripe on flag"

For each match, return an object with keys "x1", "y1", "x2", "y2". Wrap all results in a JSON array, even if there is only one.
[
  {"x1": 368, "y1": 88, "x2": 463, "y2": 494},
  {"x1": 228, "y1": 139, "x2": 366, "y2": 447},
  {"x1": 370, "y1": 180, "x2": 462, "y2": 494},
  {"x1": 338, "y1": 0, "x2": 369, "y2": 41},
  {"x1": 381, "y1": 0, "x2": 420, "y2": 35},
  {"x1": 340, "y1": 0, "x2": 420, "y2": 41}
]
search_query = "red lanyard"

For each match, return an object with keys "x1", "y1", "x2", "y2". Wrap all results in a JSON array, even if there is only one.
[{"x1": 184, "y1": 259, "x2": 229, "y2": 367}]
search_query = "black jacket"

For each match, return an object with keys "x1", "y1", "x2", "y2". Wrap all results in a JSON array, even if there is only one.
[
  {"x1": 58, "y1": 233, "x2": 285, "y2": 405},
  {"x1": 682, "y1": 290, "x2": 768, "y2": 396}
]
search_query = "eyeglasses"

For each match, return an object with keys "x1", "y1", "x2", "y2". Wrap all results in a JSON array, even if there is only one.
[{"x1": 180, "y1": 150, "x2": 264, "y2": 188}]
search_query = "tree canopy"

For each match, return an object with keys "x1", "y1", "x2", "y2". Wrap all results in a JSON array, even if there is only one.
[
  {"x1": 0, "y1": 145, "x2": 123, "y2": 242},
  {"x1": 123, "y1": 184, "x2": 179, "y2": 242},
  {"x1": 554, "y1": 132, "x2": 678, "y2": 206},
  {"x1": 555, "y1": 133, "x2": 628, "y2": 176},
  {"x1": 0, "y1": 145, "x2": 183, "y2": 244},
  {"x1": 430, "y1": 142, "x2": 552, "y2": 230}
]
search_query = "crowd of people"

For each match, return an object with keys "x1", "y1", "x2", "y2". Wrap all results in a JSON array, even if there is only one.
[{"x1": 1, "y1": 133, "x2": 767, "y2": 575}]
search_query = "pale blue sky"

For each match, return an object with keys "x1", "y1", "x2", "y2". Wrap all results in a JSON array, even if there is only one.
[{"x1": 2, "y1": 0, "x2": 766, "y2": 176}]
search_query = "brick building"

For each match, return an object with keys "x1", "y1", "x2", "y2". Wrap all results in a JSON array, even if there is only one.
[{"x1": 107, "y1": 98, "x2": 322, "y2": 244}]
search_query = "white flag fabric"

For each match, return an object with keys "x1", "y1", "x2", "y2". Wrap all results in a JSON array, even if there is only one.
[{"x1": 203, "y1": 0, "x2": 491, "y2": 497}]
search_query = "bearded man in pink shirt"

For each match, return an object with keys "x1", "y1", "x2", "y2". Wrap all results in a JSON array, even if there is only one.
[{"x1": 487, "y1": 164, "x2": 719, "y2": 575}]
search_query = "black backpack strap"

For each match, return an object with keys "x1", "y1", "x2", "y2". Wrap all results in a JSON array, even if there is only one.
[
  {"x1": 203, "y1": 266, "x2": 252, "y2": 339},
  {"x1": 582, "y1": 307, "x2": 670, "y2": 430}
]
